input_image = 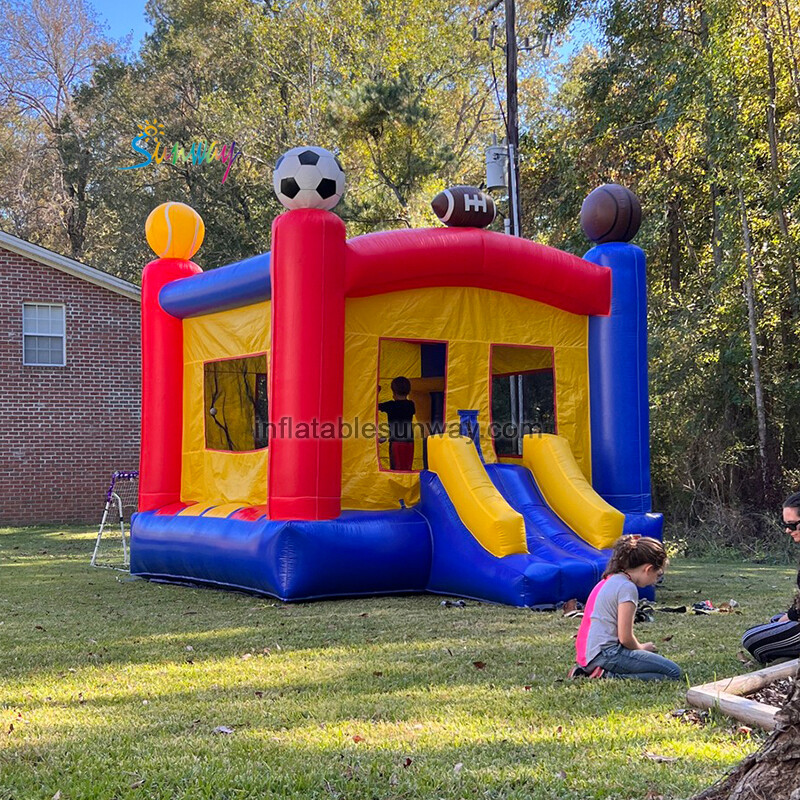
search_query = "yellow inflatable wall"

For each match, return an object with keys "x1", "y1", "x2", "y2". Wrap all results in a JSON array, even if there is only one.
[
  {"x1": 491, "y1": 345, "x2": 553, "y2": 375},
  {"x1": 181, "y1": 301, "x2": 270, "y2": 505},
  {"x1": 177, "y1": 287, "x2": 591, "y2": 512},
  {"x1": 342, "y1": 286, "x2": 591, "y2": 510}
]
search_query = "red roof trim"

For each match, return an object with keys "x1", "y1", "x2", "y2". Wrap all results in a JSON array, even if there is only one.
[{"x1": 344, "y1": 227, "x2": 611, "y2": 316}]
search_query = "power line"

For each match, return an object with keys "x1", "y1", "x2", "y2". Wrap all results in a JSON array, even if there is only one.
[{"x1": 475, "y1": 1, "x2": 553, "y2": 236}]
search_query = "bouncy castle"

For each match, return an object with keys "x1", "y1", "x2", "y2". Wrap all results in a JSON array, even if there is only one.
[{"x1": 131, "y1": 147, "x2": 662, "y2": 607}]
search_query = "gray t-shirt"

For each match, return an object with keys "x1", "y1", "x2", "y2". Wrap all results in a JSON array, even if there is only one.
[{"x1": 584, "y1": 573, "x2": 639, "y2": 663}]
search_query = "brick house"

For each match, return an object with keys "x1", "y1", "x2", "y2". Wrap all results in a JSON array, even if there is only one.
[{"x1": 0, "y1": 232, "x2": 141, "y2": 525}]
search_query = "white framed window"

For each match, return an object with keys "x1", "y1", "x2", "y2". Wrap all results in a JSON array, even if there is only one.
[{"x1": 23, "y1": 303, "x2": 66, "y2": 367}]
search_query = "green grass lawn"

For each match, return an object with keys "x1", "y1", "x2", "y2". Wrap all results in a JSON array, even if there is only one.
[{"x1": 0, "y1": 526, "x2": 793, "y2": 800}]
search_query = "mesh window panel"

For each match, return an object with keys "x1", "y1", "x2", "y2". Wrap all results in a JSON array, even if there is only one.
[
  {"x1": 490, "y1": 345, "x2": 555, "y2": 456},
  {"x1": 204, "y1": 355, "x2": 268, "y2": 451}
]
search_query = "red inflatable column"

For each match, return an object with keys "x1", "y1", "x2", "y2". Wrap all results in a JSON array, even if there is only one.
[
  {"x1": 268, "y1": 209, "x2": 346, "y2": 520},
  {"x1": 139, "y1": 258, "x2": 202, "y2": 511},
  {"x1": 139, "y1": 203, "x2": 204, "y2": 511}
]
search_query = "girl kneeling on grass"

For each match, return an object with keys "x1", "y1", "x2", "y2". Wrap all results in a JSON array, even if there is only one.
[{"x1": 569, "y1": 536, "x2": 683, "y2": 681}]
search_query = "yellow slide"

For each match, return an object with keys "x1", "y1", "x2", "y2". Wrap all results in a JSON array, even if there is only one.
[
  {"x1": 522, "y1": 434, "x2": 623, "y2": 549},
  {"x1": 426, "y1": 435, "x2": 527, "y2": 557}
]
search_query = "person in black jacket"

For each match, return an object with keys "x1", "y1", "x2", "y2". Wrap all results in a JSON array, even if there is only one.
[
  {"x1": 378, "y1": 376, "x2": 416, "y2": 471},
  {"x1": 741, "y1": 491, "x2": 800, "y2": 663}
]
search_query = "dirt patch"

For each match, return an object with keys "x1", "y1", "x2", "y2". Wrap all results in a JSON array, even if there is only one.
[{"x1": 746, "y1": 677, "x2": 794, "y2": 707}]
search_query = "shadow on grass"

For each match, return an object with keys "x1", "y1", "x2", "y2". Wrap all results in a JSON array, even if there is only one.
[
  {"x1": 1, "y1": 527, "x2": 792, "y2": 695},
  {"x1": 0, "y1": 698, "x2": 745, "y2": 800}
]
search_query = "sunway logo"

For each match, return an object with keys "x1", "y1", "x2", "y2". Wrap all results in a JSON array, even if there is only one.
[{"x1": 118, "y1": 118, "x2": 242, "y2": 183}]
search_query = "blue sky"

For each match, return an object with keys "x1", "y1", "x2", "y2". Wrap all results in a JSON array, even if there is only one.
[
  {"x1": 90, "y1": 0, "x2": 151, "y2": 45},
  {"x1": 86, "y1": 0, "x2": 598, "y2": 74}
]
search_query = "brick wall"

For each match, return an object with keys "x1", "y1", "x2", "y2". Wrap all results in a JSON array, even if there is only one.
[{"x1": 0, "y1": 246, "x2": 140, "y2": 525}]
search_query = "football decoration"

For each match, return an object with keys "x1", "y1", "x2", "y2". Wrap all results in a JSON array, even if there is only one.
[
  {"x1": 145, "y1": 201, "x2": 204, "y2": 260},
  {"x1": 580, "y1": 184, "x2": 642, "y2": 244},
  {"x1": 272, "y1": 146, "x2": 345, "y2": 211},
  {"x1": 431, "y1": 185, "x2": 496, "y2": 228}
]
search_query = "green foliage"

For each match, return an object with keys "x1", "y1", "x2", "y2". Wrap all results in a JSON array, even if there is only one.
[
  {"x1": 520, "y1": 0, "x2": 800, "y2": 538},
  {"x1": 329, "y1": 68, "x2": 456, "y2": 226},
  {"x1": 0, "y1": 0, "x2": 519, "y2": 269},
  {"x1": 0, "y1": 0, "x2": 586, "y2": 267}
]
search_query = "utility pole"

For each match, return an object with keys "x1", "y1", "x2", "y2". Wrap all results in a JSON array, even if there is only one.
[
  {"x1": 477, "y1": 1, "x2": 551, "y2": 237},
  {"x1": 505, "y1": 0, "x2": 522, "y2": 237}
]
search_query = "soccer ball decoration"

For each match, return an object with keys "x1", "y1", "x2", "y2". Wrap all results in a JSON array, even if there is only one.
[{"x1": 272, "y1": 146, "x2": 345, "y2": 211}]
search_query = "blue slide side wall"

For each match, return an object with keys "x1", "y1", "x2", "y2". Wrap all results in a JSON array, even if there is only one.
[
  {"x1": 486, "y1": 464, "x2": 607, "y2": 598},
  {"x1": 622, "y1": 512, "x2": 664, "y2": 540},
  {"x1": 419, "y1": 471, "x2": 561, "y2": 606},
  {"x1": 485, "y1": 464, "x2": 660, "y2": 601}
]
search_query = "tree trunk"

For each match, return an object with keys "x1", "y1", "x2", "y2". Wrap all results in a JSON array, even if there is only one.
[
  {"x1": 753, "y1": 1, "x2": 800, "y2": 474},
  {"x1": 739, "y1": 186, "x2": 769, "y2": 493},
  {"x1": 710, "y1": 180, "x2": 723, "y2": 270},
  {"x1": 699, "y1": 4, "x2": 723, "y2": 273},
  {"x1": 692, "y1": 668, "x2": 800, "y2": 800},
  {"x1": 667, "y1": 200, "x2": 681, "y2": 293},
  {"x1": 776, "y1": 0, "x2": 800, "y2": 115}
]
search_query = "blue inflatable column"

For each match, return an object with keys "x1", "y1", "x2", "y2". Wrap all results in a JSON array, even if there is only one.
[
  {"x1": 585, "y1": 243, "x2": 652, "y2": 515},
  {"x1": 458, "y1": 409, "x2": 484, "y2": 462}
]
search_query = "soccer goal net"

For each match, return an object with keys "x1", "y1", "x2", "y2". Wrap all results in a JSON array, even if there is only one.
[{"x1": 90, "y1": 470, "x2": 138, "y2": 571}]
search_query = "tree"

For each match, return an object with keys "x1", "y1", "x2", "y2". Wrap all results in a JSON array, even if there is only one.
[
  {"x1": 0, "y1": 0, "x2": 114, "y2": 258},
  {"x1": 76, "y1": 0, "x2": 295, "y2": 276},
  {"x1": 329, "y1": 67, "x2": 458, "y2": 228},
  {"x1": 321, "y1": 0, "x2": 500, "y2": 231},
  {"x1": 518, "y1": 0, "x2": 800, "y2": 535},
  {"x1": 692, "y1": 669, "x2": 800, "y2": 800}
]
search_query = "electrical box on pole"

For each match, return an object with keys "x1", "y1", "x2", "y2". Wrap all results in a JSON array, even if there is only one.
[
  {"x1": 486, "y1": 137, "x2": 508, "y2": 192},
  {"x1": 476, "y1": 0, "x2": 551, "y2": 236}
]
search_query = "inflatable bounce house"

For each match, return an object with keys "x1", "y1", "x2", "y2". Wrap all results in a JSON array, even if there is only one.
[{"x1": 131, "y1": 146, "x2": 662, "y2": 607}]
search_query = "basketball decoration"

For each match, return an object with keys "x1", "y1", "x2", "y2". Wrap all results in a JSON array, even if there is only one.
[
  {"x1": 580, "y1": 184, "x2": 642, "y2": 244},
  {"x1": 145, "y1": 201, "x2": 205, "y2": 260},
  {"x1": 431, "y1": 185, "x2": 496, "y2": 228}
]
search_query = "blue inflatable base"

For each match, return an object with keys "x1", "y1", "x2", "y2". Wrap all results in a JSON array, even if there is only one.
[
  {"x1": 131, "y1": 508, "x2": 432, "y2": 602},
  {"x1": 131, "y1": 466, "x2": 660, "y2": 607}
]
